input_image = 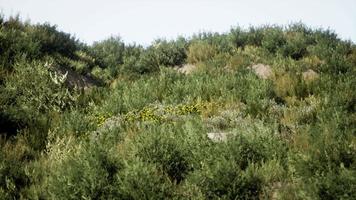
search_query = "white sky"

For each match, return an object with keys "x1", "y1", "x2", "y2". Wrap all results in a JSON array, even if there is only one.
[{"x1": 1, "y1": 0, "x2": 355, "y2": 45}]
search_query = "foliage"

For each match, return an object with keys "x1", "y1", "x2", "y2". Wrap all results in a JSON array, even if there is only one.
[
  {"x1": 0, "y1": 58, "x2": 78, "y2": 125},
  {"x1": 0, "y1": 15, "x2": 355, "y2": 199},
  {"x1": 43, "y1": 136, "x2": 122, "y2": 199},
  {"x1": 187, "y1": 40, "x2": 218, "y2": 64},
  {"x1": 90, "y1": 36, "x2": 125, "y2": 77}
]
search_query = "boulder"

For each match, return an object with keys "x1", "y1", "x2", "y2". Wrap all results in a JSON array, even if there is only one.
[
  {"x1": 302, "y1": 69, "x2": 319, "y2": 82},
  {"x1": 207, "y1": 132, "x2": 229, "y2": 142},
  {"x1": 250, "y1": 64, "x2": 274, "y2": 79},
  {"x1": 175, "y1": 64, "x2": 197, "y2": 74}
]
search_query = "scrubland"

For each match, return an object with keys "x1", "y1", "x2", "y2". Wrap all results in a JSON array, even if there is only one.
[{"x1": 0, "y1": 15, "x2": 355, "y2": 199}]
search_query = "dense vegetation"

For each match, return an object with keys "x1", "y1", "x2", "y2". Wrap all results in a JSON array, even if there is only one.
[{"x1": 0, "y1": 15, "x2": 355, "y2": 199}]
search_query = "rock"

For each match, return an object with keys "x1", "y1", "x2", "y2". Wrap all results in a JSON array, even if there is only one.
[
  {"x1": 250, "y1": 64, "x2": 273, "y2": 79},
  {"x1": 176, "y1": 64, "x2": 197, "y2": 74},
  {"x1": 302, "y1": 69, "x2": 319, "y2": 82},
  {"x1": 207, "y1": 132, "x2": 229, "y2": 142},
  {"x1": 52, "y1": 65, "x2": 100, "y2": 90}
]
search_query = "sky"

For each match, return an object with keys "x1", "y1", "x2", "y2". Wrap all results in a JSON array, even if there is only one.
[{"x1": 1, "y1": 0, "x2": 355, "y2": 45}]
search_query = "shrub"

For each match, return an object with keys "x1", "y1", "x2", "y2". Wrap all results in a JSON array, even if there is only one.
[
  {"x1": 0, "y1": 16, "x2": 41, "y2": 69},
  {"x1": 133, "y1": 48, "x2": 161, "y2": 74},
  {"x1": 91, "y1": 66, "x2": 112, "y2": 83},
  {"x1": 1, "y1": 58, "x2": 78, "y2": 126},
  {"x1": 134, "y1": 126, "x2": 192, "y2": 183},
  {"x1": 116, "y1": 158, "x2": 175, "y2": 199},
  {"x1": 278, "y1": 31, "x2": 308, "y2": 60},
  {"x1": 44, "y1": 137, "x2": 122, "y2": 199},
  {"x1": 246, "y1": 26, "x2": 265, "y2": 47},
  {"x1": 188, "y1": 158, "x2": 264, "y2": 200},
  {"x1": 273, "y1": 73, "x2": 298, "y2": 99},
  {"x1": 0, "y1": 138, "x2": 33, "y2": 199},
  {"x1": 125, "y1": 39, "x2": 187, "y2": 75},
  {"x1": 187, "y1": 41, "x2": 218, "y2": 64},
  {"x1": 0, "y1": 155, "x2": 30, "y2": 199},
  {"x1": 30, "y1": 23, "x2": 79, "y2": 58},
  {"x1": 287, "y1": 135, "x2": 356, "y2": 199},
  {"x1": 0, "y1": 18, "x2": 355, "y2": 199},
  {"x1": 261, "y1": 27, "x2": 286, "y2": 53},
  {"x1": 191, "y1": 32, "x2": 234, "y2": 53},
  {"x1": 234, "y1": 72, "x2": 275, "y2": 117},
  {"x1": 90, "y1": 36, "x2": 125, "y2": 76},
  {"x1": 228, "y1": 136, "x2": 268, "y2": 170},
  {"x1": 230, "y1": 27, "x2": 249, "y2": 48},
  {"x1": 152, "y1": 38, "x2": 187, "y2": 66},
  {"x1": 316, "y1": 168, "x2": 356, "y2": 200}
]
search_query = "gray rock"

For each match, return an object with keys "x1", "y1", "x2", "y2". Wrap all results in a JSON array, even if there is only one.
[
  {"x1": 175, "y1": 64, "x2": 197, "y2": 74},
  {"x1": 250, "y1": 64, "x2": 274, "y2": 79},
  {"x1": 302, "y1": 69, "x2": 319, "y2": 82},
  {"x1": 207, "y1": 132, "x2": 229, "y2": 142}
]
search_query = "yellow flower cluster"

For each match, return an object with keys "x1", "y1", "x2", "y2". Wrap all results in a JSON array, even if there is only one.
[
  {"x1": 92, "y1": 101, "x2": 221, "y2": 127},
  {"x1": 91, "y1": 114, "x2": 110, "y2": 128},
  {"x1": 125, "y1": 107, "x2": 163, "y2": 122},
  {"x1": 123, "y1": 102, "x2": 212, "y2": 123}
]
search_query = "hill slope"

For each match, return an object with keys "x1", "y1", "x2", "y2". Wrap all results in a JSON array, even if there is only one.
[{"x1": 0, "y1": 16, "x2": 355, "y2": 199}]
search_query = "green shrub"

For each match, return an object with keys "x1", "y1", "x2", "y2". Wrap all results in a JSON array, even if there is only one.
[
  {"x1": 91, "y1": 66, "x2": 112, "y2": 82},
  {"x1": 273, "y1": 73, "x2": 298, "y2": 99},
  {"x1": 152, "y1": 38, "x2": 187, "y2": 66},
  {"x1": 30, "y1": 23, "x2": 79, "y2": 58},
  {"x1": 1, "y1": 58, "x2": 78, "y2": 126},
  {"x1": 235, "y1": 72, "x2": 275, "y2": 117},
  {"x1": 124, "y1": 39, "x2": 187, "y2": 75},
  {"x1": 90, "y1": 36, "x2": 125, "y2": 76},
  {"x1": 316, "y1": 168, "x2": 356, "y2": 200},
  {"x1": 0, "y1": 139, "x2": 33, "y2": 199},
  {"x1": 228, "y1": 136, "x2": 268, "y2": 170},
  {"x1": 278, "y1": 31, "x2": 309, "y2": 60},
  {"x1": 261, "y1": 27, "x2": 286, "y2": 53},
  {"x1": 188, "y1": 158, "x2": 264, "y2": 200},
  {"x1": 187, "y1": 41, "x2": 218, "y2": 64},
  {"x1": 116, "y1": 158, "x2": 175, "y2": 199},
  {"x1": 44, "y1": 137, "x2": 122, "y2": 199},
  {"x1": 230, "y1": 27, "x2": 249, "y2": 48},
  {"x1": 134, "y1": 126, "x2": 193, "y2": 183},
  {"x1": 0, "y1": 17, "x2": 41, "y2": 69},
  {"x1": 246, "y1": 26, "x2": 265, "y2": 46},
  {"x1": 191, "y1": 32, "x2": 234, "y2": 53}
]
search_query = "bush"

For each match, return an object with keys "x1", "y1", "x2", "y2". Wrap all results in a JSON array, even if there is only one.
[
  {"x1": 316, "y1": 168, "x2": 356, "y2": 200},
  {"x1": 191, "y1": 32, "x2": 234, "y2": 53},
  {"x1": 278, "y1": 31, "x2": 309, "y2": 60},
  {"x1": 261, "y1": 27, "x2": 286, "y2": 54},
  {"x1": 0, "y1": 16, "x2": 41, "y2": 69},
  {"x1": 1, "y1": 58, "x2": 78, "y2": 126},
  {"x1": 116, "y1": 158, "x2": 175, "y2": 199},
  {"x1": 0, "y1": 139, "x2": 33, "y2": 199},
  {"x1": 187, "y1": 41, "x2": 218, "y2": 64},
  {"x1": 152, "y1": 38, "x2": 187, "y2": 67},
  {"x1": 273, "y1": 73, "x2": 299, "y2": 99},
  {"x1": 123, "y1": 39, "x2": 187, "y2": 75},
  {"x1": 44, "y1": 137, "x2": 122, "y2": 199},
  {"x1": 230, "y1": 27, "x2": 249, "y2": 48},
  {"x1": 188, "y1": 158, "x2": 264, "y2": 200},
  {"x1": 90, "y1": 36, "x2": 125, "y2": 76},
  {"x1": 134, "y1": 125, "x2": 193, "y2": 183},
  {"x1": 30, "y1": 23, "x2": 79, "y2": 58}
]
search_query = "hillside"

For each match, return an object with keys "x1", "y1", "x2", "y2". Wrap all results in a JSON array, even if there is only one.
[{"x1": 0, "y1": 15, "x2": 355, "y2": 199}]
